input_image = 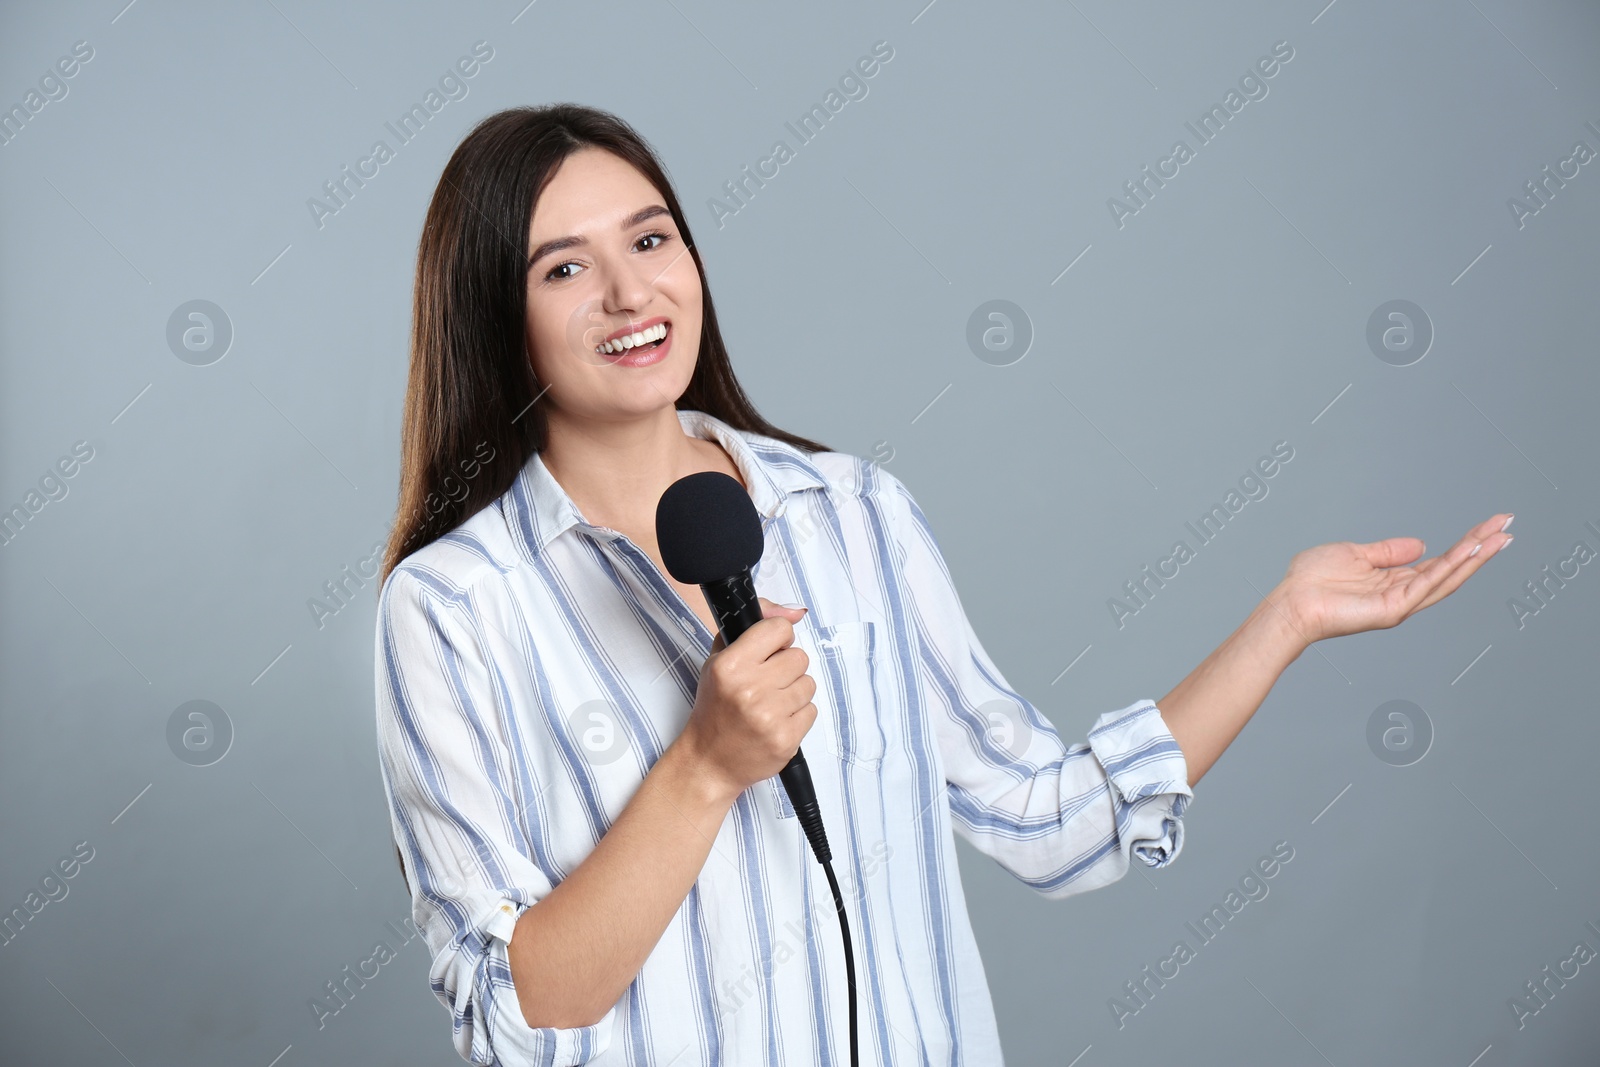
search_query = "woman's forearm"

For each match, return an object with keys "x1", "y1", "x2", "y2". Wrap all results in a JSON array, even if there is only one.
[
  {"x1": 505, "y1": 734, "x2": 740, "y2": 1029},
  {"x1": 1156, "y1": 581, "x2": 1309, "y2": 787}
]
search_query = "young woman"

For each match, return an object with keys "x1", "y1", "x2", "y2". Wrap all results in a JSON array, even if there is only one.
[{"x1": 374, "y1": 103, "x2": 1510, "y2": 1066}]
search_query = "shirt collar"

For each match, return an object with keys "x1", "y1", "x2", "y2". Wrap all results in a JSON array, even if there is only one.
[{"x1": 501, "y1": 408, "x2": 829, "y2": 563}]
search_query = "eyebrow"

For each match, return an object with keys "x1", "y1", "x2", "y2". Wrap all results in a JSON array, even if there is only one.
[{"x1": 526, "y1": 204, "x2": 673, "y2": 271}]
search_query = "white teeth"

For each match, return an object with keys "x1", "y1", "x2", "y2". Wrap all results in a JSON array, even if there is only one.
[{"x1": 596, "y1": 322, "x2": 667, "y2": 355}]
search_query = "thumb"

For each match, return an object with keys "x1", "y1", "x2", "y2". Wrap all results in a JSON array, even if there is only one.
[
  {"x1": 757, "y1": 596, "x2": 809, "y2": 622},
  {"x1": 709, "y1": 598, "x2": 807, "y2": 652},
  {"x1": 1360, "y1": 537, "x2": 1427, "y2": 568}
]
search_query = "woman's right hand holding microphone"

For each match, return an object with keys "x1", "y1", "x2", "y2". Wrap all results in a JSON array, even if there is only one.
[{"x1": 676, "y1": 598, "x2": 817, "y2": 805}]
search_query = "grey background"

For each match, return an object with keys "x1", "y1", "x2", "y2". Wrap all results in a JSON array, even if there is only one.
[{"x1": 2, "y1": 1, "x2": 1597, "y2": 1064}]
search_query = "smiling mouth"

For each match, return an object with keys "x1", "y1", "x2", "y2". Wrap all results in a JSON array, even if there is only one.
[{"x1": 595, "y1": 321, "x2": 669, "y2": 357}]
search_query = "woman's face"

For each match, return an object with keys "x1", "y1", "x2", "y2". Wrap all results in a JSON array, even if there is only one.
[{"x1": 524, "y1": 147, "x2": 703, "y2": 426}]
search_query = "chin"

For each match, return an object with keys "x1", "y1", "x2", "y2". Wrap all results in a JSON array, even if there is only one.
[{"x1": 607, "y1": 381, "x2": 690, "y2": 416}]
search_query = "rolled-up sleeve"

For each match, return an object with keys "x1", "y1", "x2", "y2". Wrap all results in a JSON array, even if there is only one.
[
  {"x1": 878, "y1": 471, "x2": 1194, "y2": 899},
  {"x1": 375, "y1": 568, "x2": 616, "y2": 1065}
]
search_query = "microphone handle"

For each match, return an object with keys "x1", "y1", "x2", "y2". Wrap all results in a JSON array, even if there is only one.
[
  {"x1": 701, "y1": 571, "x2": 833, "y2": 864},
  {"x1": 700, "y1": 570, "x2": 765, "y2": 644},
  {"x1": 777, "y1": 753, "x2": 831, "y2": 863}
]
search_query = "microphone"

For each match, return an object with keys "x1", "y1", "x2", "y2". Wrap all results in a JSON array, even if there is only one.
[
  {"x1": 654, "y1": 470, "x2": 831, "y2": 863},
  {"x1": 655, "y1": 469, "x2": 859, "y2": 1066}
]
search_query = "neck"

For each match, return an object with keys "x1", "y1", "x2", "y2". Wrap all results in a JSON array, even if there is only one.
[{"x1": 540, "y1": 406, "x2": 738, "y2": 533}]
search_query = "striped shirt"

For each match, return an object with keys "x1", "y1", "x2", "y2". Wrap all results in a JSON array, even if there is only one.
[{"x1": 374, "y1": 408, "x2": 1193, "y2": 1066}]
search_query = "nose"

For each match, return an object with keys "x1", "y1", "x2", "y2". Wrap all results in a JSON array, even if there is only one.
[{"x1": 598, "y1": 246, "x2": 653, "y2": 318}]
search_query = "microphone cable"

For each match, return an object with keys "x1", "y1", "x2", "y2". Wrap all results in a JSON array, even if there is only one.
[
  {"x1": 780, "y1": 756, "x2": 858, "y2": 1067},
  {"x1": 656, "y1": 471, "x2": 860, "y2": 1067}
]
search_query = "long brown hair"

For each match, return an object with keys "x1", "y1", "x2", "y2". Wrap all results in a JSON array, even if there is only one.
[{"x1": 381, "y1": 102, "x2": 830, "y2": 586}]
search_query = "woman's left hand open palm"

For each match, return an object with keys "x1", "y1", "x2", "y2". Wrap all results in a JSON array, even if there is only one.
[{"x1": 1282, "y1": 512, "x2": 1515, "y2": 644}]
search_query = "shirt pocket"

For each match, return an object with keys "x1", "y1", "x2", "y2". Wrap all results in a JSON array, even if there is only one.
[{"x1": 812, "y1": 619, "x2": 886, "y2": 767}]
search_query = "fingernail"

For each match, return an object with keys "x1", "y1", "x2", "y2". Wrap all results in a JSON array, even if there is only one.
[
  {"x1": 780, "y1": 603, "x2": 808, "y2": 613},
  {"x1": 1469, "y1": 543, "x2": 1482, "y2": 557},
  {"x1": 1500, "y1": 515, "x2": 1514, "y2": 532},
  {"x1": 1502, "y1": 535, "x2": 1513, "y2": 547}
]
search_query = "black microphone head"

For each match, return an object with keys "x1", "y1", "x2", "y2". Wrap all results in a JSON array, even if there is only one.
[{"x1": 655, "y1": 471, "x2": 764, "y2": 585}]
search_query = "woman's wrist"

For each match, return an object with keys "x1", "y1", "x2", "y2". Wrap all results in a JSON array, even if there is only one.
[
  {"x1": 1246, "y1": 581, "x2": 1314, "y2": 668},
  {"x1": 658, "y1": 729, "x2": 745, "y2": 819}
]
